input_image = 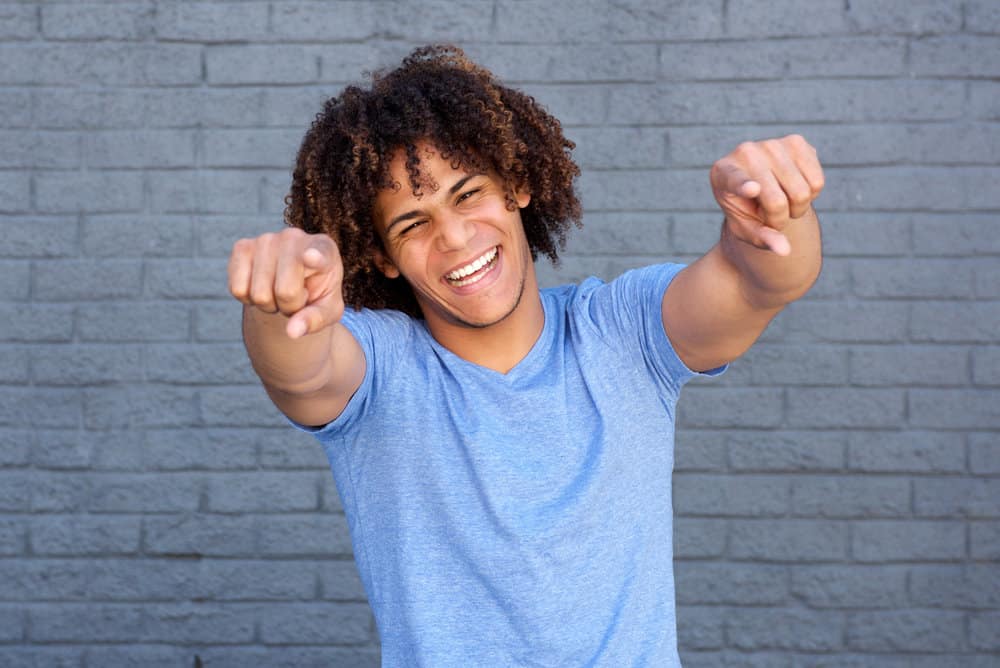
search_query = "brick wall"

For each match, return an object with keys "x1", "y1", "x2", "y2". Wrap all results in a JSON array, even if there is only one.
[{"x1": 1, "y1": 1, "x2": 997, "y2": 666}]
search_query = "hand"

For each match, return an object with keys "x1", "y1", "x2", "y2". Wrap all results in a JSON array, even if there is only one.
[
  {"x1": 710, "y1": 134, "x2": 824, "y2": 256},
  {"x1": 228, "y1": 229, "x2": 345, "y2": 339}
]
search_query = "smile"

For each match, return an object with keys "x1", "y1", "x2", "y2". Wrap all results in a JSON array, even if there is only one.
[{"x1": 445, "y1": 247, "x2": 499, "y2": 287}]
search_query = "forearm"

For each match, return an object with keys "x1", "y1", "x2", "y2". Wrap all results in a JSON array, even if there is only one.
[
  {"x1": 719, "y1": 207, "x2": 823, "y2": 311},
  {"x1": 242, "y1": 305, "x2": 338, "y2": 396}
]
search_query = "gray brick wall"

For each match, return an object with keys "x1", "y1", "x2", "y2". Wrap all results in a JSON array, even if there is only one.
[{"x1": 1, "y1": 1, "x2": 997, "y2": 666}]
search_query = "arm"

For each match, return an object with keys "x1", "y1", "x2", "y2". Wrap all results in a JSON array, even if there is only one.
[
  {"x1": 228, "y1": 228, "x2": 365, "y2": 427},
  {"x1": 662, "y1": 135, "x2": 825, "y2": 372}
]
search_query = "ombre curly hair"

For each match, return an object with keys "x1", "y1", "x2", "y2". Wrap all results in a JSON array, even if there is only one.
[{"x1": 284, "y1": 44, "x2": 582, "y2": 317}]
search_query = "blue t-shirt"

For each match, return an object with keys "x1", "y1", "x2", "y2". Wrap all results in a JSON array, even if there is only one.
[{"x1": 298, "y1": 263, "x2": 722, "y2": 667}]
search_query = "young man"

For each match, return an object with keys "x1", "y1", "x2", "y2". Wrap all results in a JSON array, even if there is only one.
[{"x1": 229, "y1": 45, "x2": 823, "y2": 666}]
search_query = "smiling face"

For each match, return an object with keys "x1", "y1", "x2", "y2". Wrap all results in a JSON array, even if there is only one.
[{"x1": 373, "y1": 142, "x2": 538, "y2": 339}]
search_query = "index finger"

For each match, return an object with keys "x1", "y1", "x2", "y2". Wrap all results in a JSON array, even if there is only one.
[{"x1": 713, "y1": 160, "x2": 762, "y2": 199}]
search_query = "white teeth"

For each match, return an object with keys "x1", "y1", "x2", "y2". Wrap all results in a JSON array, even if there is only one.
[{"x1": 446, "y1": 247, "x2": 497, "y2": 281}]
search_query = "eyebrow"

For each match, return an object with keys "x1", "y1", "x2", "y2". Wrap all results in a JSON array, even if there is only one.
[{"x1": 384, "y1": 173, "x2": 482, "y2": 235}]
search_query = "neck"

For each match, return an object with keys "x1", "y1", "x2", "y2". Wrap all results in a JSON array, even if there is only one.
[{"x1": 424, "y1": 277, "x2": 545, "y2": 375}]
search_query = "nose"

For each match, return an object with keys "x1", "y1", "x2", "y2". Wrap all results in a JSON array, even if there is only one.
[{"x1": 434, "y1": 212, "x2": 475, "y2": 252}]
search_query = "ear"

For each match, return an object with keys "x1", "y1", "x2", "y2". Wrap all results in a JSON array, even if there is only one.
[
  {"x1": 373, "y1": 248, "x2": 400, "y2": 279},
  {"x1": 515, "y1": 185, "x2": 531, "y2": 209}
]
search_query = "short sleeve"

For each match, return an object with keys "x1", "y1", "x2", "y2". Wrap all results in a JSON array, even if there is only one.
[
  {"x1": 286, "y1": 306, "x2": 414, "y2": 437},
  {"x1": 574, "y1": 263, "x2": 726, "y2": 396}
]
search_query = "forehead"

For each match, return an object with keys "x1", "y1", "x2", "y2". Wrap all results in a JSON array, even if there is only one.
[{"x1": 374, "y1": 142, "x2": 471, "y2": 219}]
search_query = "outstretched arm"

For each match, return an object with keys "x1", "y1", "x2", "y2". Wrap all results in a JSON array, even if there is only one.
[
  {"x1": 662, "y1": 134, "x2": 824, "y2": 372},
  {"x1": 229, "y1": 228, "x2": 365, "y2": 427}
]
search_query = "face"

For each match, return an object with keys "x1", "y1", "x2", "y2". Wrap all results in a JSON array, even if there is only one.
[{"x1": 372, "y1": 142, "x2": 534, "y2": 333}]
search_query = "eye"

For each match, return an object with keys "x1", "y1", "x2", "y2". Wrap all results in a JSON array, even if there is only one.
[
  {"x1": 456, "y1": 188, "x2": 482, "y2": 204},
  {"x1": 398, "y1": 219, "x2": 426, "y2": 237}
]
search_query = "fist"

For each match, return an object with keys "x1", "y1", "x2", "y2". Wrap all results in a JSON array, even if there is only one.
[
  {"x1": 228, "y1": 228, "x2": 345, "y2": 339},
  {"x1": 710, "y1": 134, "x2": 824, "y2": 256}
]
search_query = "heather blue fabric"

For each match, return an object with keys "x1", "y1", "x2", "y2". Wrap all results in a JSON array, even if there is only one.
[{"x1": 296, "y1": 263, "x2": 724, "y2": 667}]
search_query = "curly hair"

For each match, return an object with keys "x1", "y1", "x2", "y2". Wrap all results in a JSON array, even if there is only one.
[{"x1": 284, "y1": 44, "x2": 582, "y2": 317}]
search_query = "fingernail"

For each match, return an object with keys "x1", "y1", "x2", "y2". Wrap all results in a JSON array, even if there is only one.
[{"x1": 287, "y1": 320, "x2": 306, "y2": 339}]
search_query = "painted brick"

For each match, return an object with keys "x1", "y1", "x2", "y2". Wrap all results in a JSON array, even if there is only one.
[
  {"x1": 578, "y1": 169, "x2": 707, "y2": 212},
  {"x1": 77, "y1": 302, "x2": 191, "y2": 342},
  {"x1": 202, "y1": 129, "x2": 300, "y2": 168},
  {"x1": 0, "y1": 4, "x2": 36, "y2": 40},
  {"x1": 0, "y1": 260, "x2": 30, "y2": 299},
  {"x1": 848, "y1": 431, "x2": 966, "y2": 474},
  {"x1": 84, "y1": 646, "x2": 191, "y2": 668},
  {"x1": 912, "y1": 302, "x2": 1000, "y2": 343},
  {"x1": 674, "y1": 562, "x2": 788, "y2": 605},
  {"x1": 673, "y1": 430, "x2": 728, "y2": 472},
  {"x1": 674, "y1": 474, "x2": 789, "y2": 517},
  {"x1": 41, "y1": 2, "x2": 153, "y2": 40},
  {"x1": 519, "y1": 84, "x2": 608, "y2": 126},
  {"x1": 790, "y1": 476, "x2": 910, "y2": 518},
  {"x1": 0, "y1": 607, "x2": 25, "y2": 641},
  {"x1": 0, "y1": 172, "x2": 30, "y2": 213},
  {"x1": 256, "y1": 513, "x2": 354, "y2": 557},
  {"x1": 914, "y1": 478, "x2": 1000, "y2": 518},
  {"x1": 975, "y1": 261, "x2": 1000, "y2": 299},
  {"x1": 566, "y1": 128, "x2": 667, "y2": 169},
  {"x1": 791, "y1": 565, "x2": 907, "y2": 608},
  {"x1": 32, "y1": 430, "x2": 94, "y2": 470},
  {"x1": 0, "y1": 429, "x2": 31, "y2": 468},
  {"x1": 910, "y1": 565, "x2": 1000, "y2": 609},
  {"x1": 196, "y1": 647, "x2": 380, "y2": 668},
  {"x1": 472, "y1": 44, "x2": 658, "y2": 84},
  {"x1": 970, "y1": 612, "x2": 1000, "y2": 651},
  {"x1": 673, "y1": 518, "x2": 727, "y2": 558},
  {"x1": 143, "y1": 88, "x2": 264, "y2": 128},
  {"x1": 197, "y1": 215, "x2": 277, "y2": 256},
  {"x1": 0, "y1": 473, "x2": 31, "y2": 511},
  {"x1": 143, "y1": 429, "x2": 258, "y2": 471},
  {"x1": 911, "y1": 36, "x2": 1000, "y2": 77},
  {"x1": 852, "y1": 520, "x2": 965, "y2": 561},
  {"x1": 967, "y1": 0, "x2": 1000, "y2": 33},
  {"x1": 35, "y1": 172, "x2": 143, "y2": 214},
  {"x1": 725, "y1": 608, "x2": 843, "y2": 651},
  {"x1": 0, "y1": 346, "x2": 29, "y2": 383},
  {"x1": 676, "y1": 387, "x2": 784, "y2": 429},
  {"x1": 194, "y1": 301, "x2": 244, "y2": 342},
  {"x1": 846, "y1": 610, "x2": 965, "y2": 652},
  {"x1": 661, "y1": 37, "x2": 904, "y2": 80},
  {"x1": 144, "y1": 343, "x2": 255, "y2": 385},
  {"x1": 852, "y1": 259, "x2": 973, "y2": 299},
  {"x1": 0, "y1": 517, "x2": 27, "y2": 555},
  {"x1": 206, "y1": 472, "x2": 320, "y2": 512},
  {"x1": 270, "y1": 1, "x2": 376, "y2": 40},
  {"x1": 0, "y1": 388, "x2": 80, "y2": 428},
  {"x1": 144, "y1": 513, "x2": 255, "y2": 557},
  {"x1": 785, "y1": 300, "x2": 908, "y2": 343},
  {"x1": 319, "y1": 560, "x2": 366, "y2": 601},
  {"x1": 317, "y1": 44, "x2": 385, "y2": 83},
  {"x1": 0, "y1": 130, "x2": 80, "y2": 168},
  {"x1": 0, "y1": 304, "x2": 74, "y2": 342},
  {"x1": 33, "y1": 89, "x2": 147, "y2": 130},
  {"x1": 0, "y1": 647, "x2": 80, "y2": 668},
  {"x1": 970, "y1": 433, "x2": 1000, "y2": 475},
  {"x1": 145, "y1": 259, "x2": 228, "y2": 299},
  {"x1": 845, "y1": 0, "x2": 962, "y2": 34},
  {"x1": 30, "y1": 603, "x2": 254, "y2": 643},
  {"x1": 154, "y1": 1, "x2": 269, "y2": 41},
  {"x1": 909, "y1": 389, "x2": 1000, "y2": 429},
  {"x1": 726, "y1": 430, "x2": 845, "y2": 472},
  {"x1": 730, "y1": 519, "x2": 848, "y2": 562},
  {"x1": 0, "y1": 44, "x2": 201, "y2": 86},
  {"x1": 0, "y1": 89, "x2": 31, "y2": 128},
  {"x1": 207, "y1": 45, "x2": 319, "y2": 85},
  {"x1": 258, "y1": 602, "x2": 370, "y2": 643},
  {"x1": 744, "y1": 344, "x2": 848, "y2": 386},
  {"x1": 199, "y1": 385, "x2": 286, "y2": 427},
  {"x1": 849, "y1": 345, "x2": 970, "y2": 387},
  {"x1": 82, "y1": 214, "x2": 194, "y2": 258},
  {"x1": 84, "y1": 130, "x2": 196, "y2": 169},
  {"x1": 30, "y1": 472, "x2": 91, "y2": 512},
  {"x1": 0, "y1": 217, "x2": 78, "y2": 258},
  {"x1": 83, "y1": 386, "x2": 199, "y2": 430},
  {"x1": 149, "y1": 170, "x2": 265, "y2": 214},
  {"x1": 676, "y1": 606, "x2": 725, "y2": 651},
  {"x1": 33, "y1": 259, "x2": 142, "y2": 301},
  {"x1": 258, "y1": 86, "x2": 331, "y2": 127},
  {"x1": 787, "y1": 389, "x2": 905, "y2": 428},
  {"x1": 31, "y1": 344, "x2": 143, "y2": 386},
  {"x1": 88, "y1": 473, "x2": 202, "y2": 513},
  {"x1": 30, "y1": 515, "x2": 141, "y2": 555}
]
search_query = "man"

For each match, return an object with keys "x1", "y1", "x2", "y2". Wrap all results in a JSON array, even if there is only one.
[{"x1": 229, "y1": 45, "x2": 823, "y2": 666}]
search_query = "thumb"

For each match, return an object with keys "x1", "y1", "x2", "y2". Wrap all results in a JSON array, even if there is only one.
[{"x1": 285, "y1": 294, "x2": 345, "y2": 339}]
